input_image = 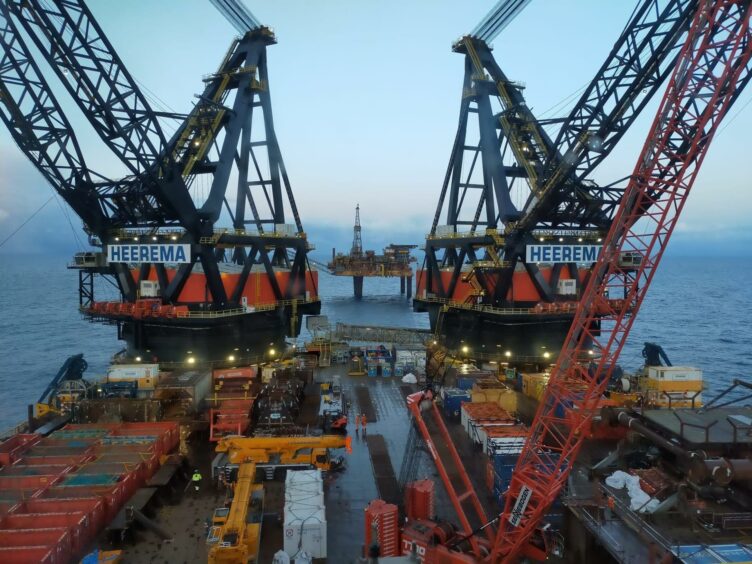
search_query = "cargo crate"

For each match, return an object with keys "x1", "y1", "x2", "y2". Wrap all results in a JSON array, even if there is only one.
[
  {"x1": 0, "y1": 435, "x2": 40, "y2": 466},
  {"x1": 0, "y1": 465, "x2": 71, "y2": 477},
  {"x1": 21, "y1": 498, "x2": 105, "y2": 532},
  {"x1": 60, "y1": 474, "x2": 119, "y2": 487},
  {"x1": 0, "y1": 474, "x2": 62, "y2": 491},
  {"x1": 2, "y1": 513, "x2": 88, "y2": 552},
  {"x1": 22, "y1": 455, "x2": 91, "y2": 467},
  {"x1": 0, "y1": 527, "x2": 70, "y2": 552},
  {"x1": 0, "y1": 546, "x2": 55, "y2": 564}
]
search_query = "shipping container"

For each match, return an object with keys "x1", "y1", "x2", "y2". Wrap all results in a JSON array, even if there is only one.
[
  {"x1": 212, "y1": 366, "x2": 257, "y2": 381},
  {"x1": 0, "y1": 435, "x2": 40, "y2": 467},
  {"x1": 0, "y1": 527, "x2": 71, "y2": 554},
  {"x1": 21, "y1": 498, "x2": 105, "y2": 532},
  {"x1": 442, "y1": 389, "x2": 470, "y2": 420},
  {"x1": 0, "y1": 546, "x2": 55, "y2": 564},
  {"x1": 283, "y1": 503, "x2": 326, "y2": 559},
  {"x1": 22, "y1": 455, "x2": 91, "y2": 467},
  {"x1": 107, "y1": 364, "x2": 159, "y2": 380},
  {"x1": 153, "y1": 370, "x2": 211, "y2": 411},
  {"x1": 0, "y1": 474, "x2": 62, "y2": 491},
  {"x1": 0, "y1": 464, "x2": 71, "y2": 476},
  {"x1": 2, "y1": 512, "x2": 88, "y2": 551},
  {"x1": 521, "y1": 373, "x2": 549, "y2": 400},
  {"x1": 285, "y1": 470, "x2": 323, "y2": 504}
]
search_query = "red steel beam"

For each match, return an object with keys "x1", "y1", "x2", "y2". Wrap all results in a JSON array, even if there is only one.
[{"x1": 406, "y1": 391, "x2": 493, "y2": 557}]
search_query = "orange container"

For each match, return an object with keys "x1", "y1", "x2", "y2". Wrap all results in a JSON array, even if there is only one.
[
  {"x1": 21, "y1": 498, "x2": 105, "y2": 532},
  {"x1": 0, "y1": 435, "x2": 40, "y2": 466},
  {"x1": 0, "y1": 464, "x2": 71, "y2": 477},
  {"x1": 0, "y1": 474, "x2": 62, "y2": 491},
  {"x1": 0, "y1": 546, "x2": 55, "y2": 564},
  {"x1": 2, "y1": 513, "x2": 88, "y2": 551},
  {"x1": 22, "y1": 455, "x2": 91, "y2": 467},
  {"x1": 213, "y1": 366, "x2": 257, "y2": 380},
  {"x1": 0, "y1": 527, "x2": 70, "y2": 553}
]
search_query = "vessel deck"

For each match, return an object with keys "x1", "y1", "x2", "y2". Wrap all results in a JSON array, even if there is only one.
[{"x1": 112, "y1": 365, "x2": 498, "y2": 562}]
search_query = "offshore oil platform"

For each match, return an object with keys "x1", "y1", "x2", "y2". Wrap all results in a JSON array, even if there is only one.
[
  {"x1": 0, "y1": 0, "x2": 751, "y2": 563},
  {"x1": 328, "y1": 205, "x2": 417, "y2": 298}
]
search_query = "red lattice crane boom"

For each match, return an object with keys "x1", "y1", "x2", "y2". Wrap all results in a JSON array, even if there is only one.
[{"x1": 493, "y1": 1, "x2": 752, "y2": 562}]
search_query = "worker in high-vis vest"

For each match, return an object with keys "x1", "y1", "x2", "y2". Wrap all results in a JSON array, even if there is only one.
[{"x1": 192, "y1": 469, "x2": 203, "y2": 492}]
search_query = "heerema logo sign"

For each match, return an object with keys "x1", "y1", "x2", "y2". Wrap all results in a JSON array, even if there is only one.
[
  {"x1": 107, "y1": 244, "x2": 191, "y2": 264},
  {"x1": 526, "y1": 244, "x2": 601, "y2": 263},
  {"x1": 509, "y1": 485, "x2": 533, "y2": 527}
]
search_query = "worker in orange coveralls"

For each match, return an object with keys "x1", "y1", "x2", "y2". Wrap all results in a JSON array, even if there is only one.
[{"x1": 606, "y1": 495, "x2": 615, "y2": 519}]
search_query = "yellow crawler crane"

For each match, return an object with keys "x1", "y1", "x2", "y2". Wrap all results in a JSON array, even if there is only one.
[
  {"x1": 216, "y1": 434, "x2": 353, "y2": 470},
  {"x1": 208, "y1": 462, "x2": 263, "y2": 564}
]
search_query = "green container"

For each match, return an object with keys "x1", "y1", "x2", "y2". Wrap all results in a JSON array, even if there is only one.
[{"x1": 61, "y1": 474, "x2": 119, "y2": 487}]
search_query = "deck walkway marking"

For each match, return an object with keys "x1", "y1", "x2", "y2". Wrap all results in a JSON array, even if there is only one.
[
  {"x1": 354, "y1": 385, "x2": 378, "y2": 422},
  {"x1": 365, "y1": 433, "x2": 401, "y2": 506}
]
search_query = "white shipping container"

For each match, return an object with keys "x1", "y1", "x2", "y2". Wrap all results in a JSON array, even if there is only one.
[
  {"x1": 485, "y1": 436, "x2": 526, "y2": 456},
  {"x1": 647, "y1": 366, "x2": 702, "y2": 381},
  {"x1": 284, "y1": 504, "x2": 327, "y2": 558},
  {"x1": 461, "y1": 404, "x2": 471, "y2": 435},
  {"x1": 107, "y1": 364, "x2": 160, "y2": 380},
  {"x1": 285, "y1": 469, "x2": 324, "y2": 506},
  {"x1": 475, "y1": 423, "x2": 517, "y2": 447},
  {"x1": 285, "y1": 490, "x2": 324, "y2": 507},
  {"x1": 286, "y1": 469, "x2": 322, "y2": 487},
  {"x1": 396, "y1": 351, "x2": 414, "y2": 364},
  {"x1": 262, "y1": 366, "x2": 276, "y2": 383}
]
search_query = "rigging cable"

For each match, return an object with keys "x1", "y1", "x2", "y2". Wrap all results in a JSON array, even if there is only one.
[
  {"x1": 0, "y1": 195, "x2": 54, "y2": 249},
  {"x1": 52, "y1": 193, "x2": 85, "y2": 250}
]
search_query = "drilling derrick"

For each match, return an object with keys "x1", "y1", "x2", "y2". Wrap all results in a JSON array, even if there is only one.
[
  {"x1": 328, "y1": 205, "x2": 417, "y2": 298},
  {"x1": 0, "y1": 0, "x2": 320, "y2": 364},
  {"x1": 414, "y1": 0, "x2": 698, "y2": 364},
  {"x1": 351, "y1": 204, "x2": 363, "y2": 257}
]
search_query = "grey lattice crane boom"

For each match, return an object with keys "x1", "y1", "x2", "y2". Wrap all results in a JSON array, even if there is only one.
[
  {"x1": 209, "y1": 0, "x2": 262, "y2": 33},
  {"x1": 470, "y1": 0, "x2": 533, "y2": 43}
]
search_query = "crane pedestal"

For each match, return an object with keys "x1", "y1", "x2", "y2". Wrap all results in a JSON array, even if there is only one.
[
  {"x1": 401, "y1": 276, "x2": 413, "y2": 298},
  {"x1": 354, "y1": 276, "x2": 364, "y2": 299}
]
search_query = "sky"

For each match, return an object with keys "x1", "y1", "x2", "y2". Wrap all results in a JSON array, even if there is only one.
[{"x1": 1, "y1": 0, "x2": 751, "y2": 258}]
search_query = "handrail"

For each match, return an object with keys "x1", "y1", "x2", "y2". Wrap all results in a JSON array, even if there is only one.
[
  {"x1": 81, "y1": 297, "x2": 320, "y2": 320},
  {"x1": 417, "y1": 297, "x2": 533, "y2": 316},
  {"x1": 199, "y1": 227, "x2": 306, "y2": 244}
]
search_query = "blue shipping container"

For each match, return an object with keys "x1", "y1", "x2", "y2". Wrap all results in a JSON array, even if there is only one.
[
  {"x1": 492, "y1": 453, "x2": 519, "y2": 474},
  {"x1": 443, "y1": 389, "x2": 470, "y2": 419},
  {"x1": 456, "y1": 377, "x2": 475, "y2": 390}
]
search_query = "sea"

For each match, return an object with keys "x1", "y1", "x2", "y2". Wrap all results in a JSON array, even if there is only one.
[{"x1": 0, "y1": 254, "x2": 750, "y2": 430}]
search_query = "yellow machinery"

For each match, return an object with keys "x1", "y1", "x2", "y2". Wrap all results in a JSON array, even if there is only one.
[
  {"x1": 207, "y1": 462, "x2": 263, "y2": 564},
  {"x1": 208, "y1": 435, "x2": 352, "y2": 562},
  {"x1": 216, "y1": 434, "x2": 352, "y2": 470}
]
